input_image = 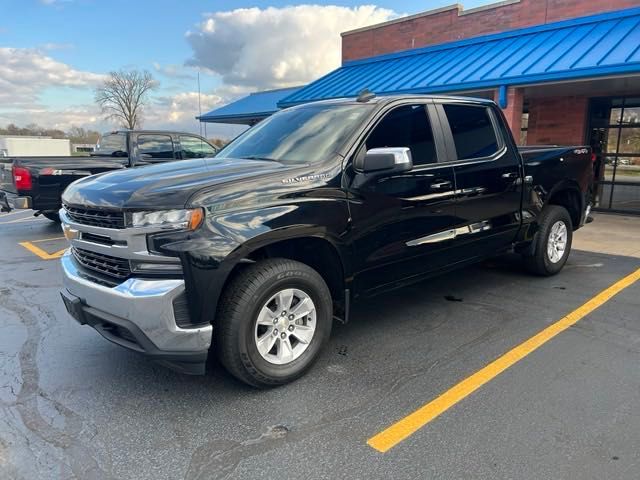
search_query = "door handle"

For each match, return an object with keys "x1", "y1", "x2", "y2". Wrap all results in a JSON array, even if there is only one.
[
  {"x1": 501, "y1": 172, "x2": 519, "y2": 180},
  {"x1": 430, "y1": 180, "x2": 452, "y2": 191}
]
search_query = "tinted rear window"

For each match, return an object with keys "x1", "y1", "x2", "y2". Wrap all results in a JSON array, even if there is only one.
[
  {"x1": 95, "y1": 134, "x2": 127, "y2": 156},
  {"x1": 443, "y1": 105, "x2": 499, "y2": 160}
]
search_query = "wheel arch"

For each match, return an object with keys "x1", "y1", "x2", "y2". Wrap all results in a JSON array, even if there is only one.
[
  {"x1": 544, "y1": 180, "x2": 584, "y2": 230},
  {"x1": 223, "y1": 231, "x2": 351, "y2": 322}
]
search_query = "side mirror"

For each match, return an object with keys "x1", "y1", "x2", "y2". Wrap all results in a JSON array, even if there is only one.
[{"x1": 360, "y1": 147, "x2": 413, "y2": 174}]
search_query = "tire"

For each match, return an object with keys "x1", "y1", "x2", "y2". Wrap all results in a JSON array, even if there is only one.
[
  {"x1": 216, "y1": 258, "x2": 333, "y2": 388},
  {"x1": 42, "y1": 212, "x2": 61, "y2": 223},
  {"x1": 523, "y1": 205, "x2": 573, "y2": 276}
]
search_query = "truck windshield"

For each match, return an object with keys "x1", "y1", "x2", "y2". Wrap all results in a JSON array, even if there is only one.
[
  {"x1": 216, "y1": 103, "x2": 374, "y2": 164},
  {"x1": 94, "y1": 133, "x2": 127, "y2": 157}
]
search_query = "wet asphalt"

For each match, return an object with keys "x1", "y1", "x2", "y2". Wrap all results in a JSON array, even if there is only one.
[{"x1": 0, "y1": 210, "x2": 639, "y2": 479}]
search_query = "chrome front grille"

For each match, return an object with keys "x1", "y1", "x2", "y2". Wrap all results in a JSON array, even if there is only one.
[
  {"x1": 64, "y1": 206, "x2": 125, "y2": 229},
  {"x1": 72, "y1": 247, "x2": 131, "y2": 280}
]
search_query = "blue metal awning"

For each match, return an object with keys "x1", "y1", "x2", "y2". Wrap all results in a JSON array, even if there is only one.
[
  {"x1": 279, "y1": 7, "x2": 640, "y2": 107},
  {"x1": 199, "y1": 86, "x2": 302, "y2": 125}
]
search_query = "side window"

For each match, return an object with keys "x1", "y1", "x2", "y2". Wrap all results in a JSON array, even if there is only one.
[
  {"x1": 179, "y1": 135, "x2": 217, "y2": 159},
  {"x1": 137, "y1": 135, "x2": 175, "y2": 161},
  {"x1": 365, "y1": 104, "x2": 437, "y2": 166},
  {"x1": 443, "y1": 104, "x2": 499, "y2": 160}
]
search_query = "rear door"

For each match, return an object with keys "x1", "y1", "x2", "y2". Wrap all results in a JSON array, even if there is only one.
[{"x1": 435, "y1": 101, "x2": 523, "y2": 258}]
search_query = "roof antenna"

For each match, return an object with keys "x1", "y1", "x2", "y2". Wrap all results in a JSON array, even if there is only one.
[{"x1": 356, "y1": 88, "x2": 376, "y2": 103}]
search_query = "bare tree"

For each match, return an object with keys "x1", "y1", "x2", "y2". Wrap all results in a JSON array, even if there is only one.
[{"x1": 95, "y1": 70, "x2": 156, "y2": 129}]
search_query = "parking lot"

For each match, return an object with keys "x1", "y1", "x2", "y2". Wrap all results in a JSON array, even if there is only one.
[{"x1": 1, "y1": 210, "x2": 639, "y2": 479}]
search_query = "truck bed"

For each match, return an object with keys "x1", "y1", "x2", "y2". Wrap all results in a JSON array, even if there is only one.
[
  {"x1": 1, "y1": 156, "x2": 126, "y2": 209},
  {"x1": 518, "y1": 145, "x2": 593, "y2": 205}
]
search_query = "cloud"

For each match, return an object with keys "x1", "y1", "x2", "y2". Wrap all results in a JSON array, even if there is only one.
[
  {"x1": 186, "y1": 5, "x2": 396, "y2": 90},
  {"x1": 153, "y1": 62, "x2": 196, "y2": 80},
  {"x1": 0, "y1": 46, "x2": 237, "y2": 137},
  {"x1": 0, "y1": 47, "x2": 104, "y2": 106},
  {"x1": 145, "y1": 91, "x2": 246, "y2": 138},
  {"x1": 0, "y1": 104, "x2": 103, "y2": 132},
  {"x1": 149, "y1": 91, "x2": 223, "y2": 125},
  {"x1": 0, "y1": 91, "x2": 242, "y2": 139},
  {"x1": 2, "y1": 5, "x2": 397, "y2": 138}
]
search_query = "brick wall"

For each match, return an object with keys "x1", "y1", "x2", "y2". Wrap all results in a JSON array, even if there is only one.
[
  {"x1": 526, "y1": 96, "x2": 589, "y2": 145},
  {"x1": 494, "y1": 87, "x2": 525, "y2": 143},
  {"x1": 342, "y1": 0, "x2": 639, "y2": 62}
]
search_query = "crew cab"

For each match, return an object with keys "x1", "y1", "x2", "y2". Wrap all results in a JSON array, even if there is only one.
[
  {"x1": 0, "y1": 130, "x2": 218, "y2": 221},
  {"x1": 58, "y1": 95, "x2": 593, "y2": 387}
]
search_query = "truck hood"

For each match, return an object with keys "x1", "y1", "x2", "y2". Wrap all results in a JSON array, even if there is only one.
[{"x1": 62, "y1": 157, "x2": 293, "y2": 209}]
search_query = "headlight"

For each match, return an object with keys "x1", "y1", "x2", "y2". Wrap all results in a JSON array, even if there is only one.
[{"x1": 129, "y1": 208, "x2": 204, "y2": 230}]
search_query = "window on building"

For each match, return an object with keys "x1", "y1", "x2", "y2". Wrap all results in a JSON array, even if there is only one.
[
  {"x1": 443, "y1": 104, "x2": 499, "y2": 160},
  {"x1": 589, "y1": 96, "x2": 640, "y2": 213},
  {"x1": 137, "y1": 135, "x2": 175, "y2": 161},
  {"x1": 365, "y1": 104, "x2": 437, "y2": 166},
  {"x1": 179, "y1": 135, "x2": 217, "y2": 159}
]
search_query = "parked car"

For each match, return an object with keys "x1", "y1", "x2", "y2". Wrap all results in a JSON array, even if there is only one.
[
  {"x1": 58, "y1": 95, "x2": 593, "y2": 387},
  {"x1": 0, "y1": 130, "x2": 218, "y2": 221}
]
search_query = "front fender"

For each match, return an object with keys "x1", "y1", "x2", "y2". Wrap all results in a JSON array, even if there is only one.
[{"x1": 152, "y1": 195, "x2": 350, "y2": 326}]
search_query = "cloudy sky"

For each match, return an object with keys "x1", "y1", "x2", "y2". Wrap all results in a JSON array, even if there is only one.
[{"x1": 0, "y1": 0, "x2": 494, "y2": 138}]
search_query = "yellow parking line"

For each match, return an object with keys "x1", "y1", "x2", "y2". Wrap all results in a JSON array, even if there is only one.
[
  {"x1": 19, "y1": 241, "x2": 67, "y2": 260},
  {"x1": 367, "y1": 266, "x2": 640, "y2": 453}
]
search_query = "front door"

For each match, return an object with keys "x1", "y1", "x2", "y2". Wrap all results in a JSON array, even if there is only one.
[
  {"x1": 436, "y1": 101, "x2": 523, "y2": 259},
  {"x1": 347, "y1": 102, "x2": 458, "y2": 294}
]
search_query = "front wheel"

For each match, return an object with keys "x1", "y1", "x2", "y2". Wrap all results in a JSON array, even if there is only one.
[
  {"x1": 216, "y1": 258, "x2": 332, "y2": 388},
  {"x1": 523, "y1": 205, "x2": 573, "y2": 276}
]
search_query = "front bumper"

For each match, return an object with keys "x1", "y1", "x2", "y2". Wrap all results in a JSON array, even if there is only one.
[
  {"x1": 0, "y1": 190, "x2": 31, "y2": 212},
  {"x1": 61, "y1": 251, "x2": 212, "y2": 374}
]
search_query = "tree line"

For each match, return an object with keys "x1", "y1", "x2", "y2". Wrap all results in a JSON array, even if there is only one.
[{"x1": 0, "y1": 124, "x2": 101, "y2": 144}]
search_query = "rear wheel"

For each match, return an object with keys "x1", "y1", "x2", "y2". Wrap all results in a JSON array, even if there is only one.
[
  {"x1": 216, "y1": 258, "x2": 332, "y2": 388},
  {"x1": 42, "y1": 212, "x2": 60, "y2": 223},
  {"x1": 523, "y1": 205, "x2": 573, "y2": 276}
]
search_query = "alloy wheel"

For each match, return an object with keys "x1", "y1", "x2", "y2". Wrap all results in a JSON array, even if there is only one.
[{"x1": 254, "y1": 288, "x2": 317, "y2": 365}]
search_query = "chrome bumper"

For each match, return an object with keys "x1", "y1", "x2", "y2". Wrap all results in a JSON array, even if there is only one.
[{"x1": 61, "y1": 251, "x2": 212, "y2": 372}]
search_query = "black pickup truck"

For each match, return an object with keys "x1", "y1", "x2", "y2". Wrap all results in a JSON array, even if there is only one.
[
  {"x1": 58, "y1": 95, "x2": 593, "y2": 387},
  {"x1": 0, "y1": 130, "x2": 218, "y2": 221}
]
